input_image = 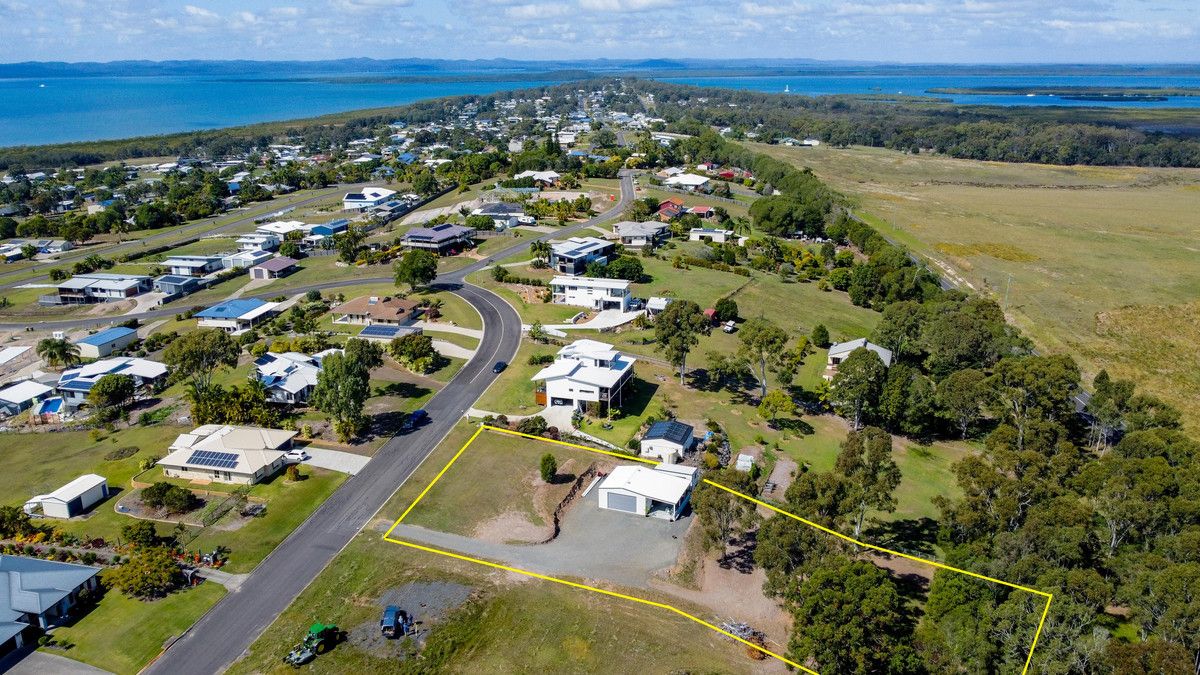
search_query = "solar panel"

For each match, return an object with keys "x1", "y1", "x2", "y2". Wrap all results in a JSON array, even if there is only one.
[
  {"x1": 359, "y1": 325, "x2": 402, "y2": 339},
  {"x1": 186, "y1": 450, "x2": 239, "y2": 469}
]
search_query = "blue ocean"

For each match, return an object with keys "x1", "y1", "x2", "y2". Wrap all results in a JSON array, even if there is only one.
[{"x1": 3, "y1": 70, "x2": 1200, "y2": 148}]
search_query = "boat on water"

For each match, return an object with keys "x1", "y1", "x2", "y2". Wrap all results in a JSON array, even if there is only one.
[{"x1": 783, "y1": 84, "x2": 790, "y2": 93}]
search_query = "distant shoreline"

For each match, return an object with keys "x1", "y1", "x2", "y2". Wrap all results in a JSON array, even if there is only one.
[{"x1": 928, "y1": 85, "x2": 1200, "y2": 99}]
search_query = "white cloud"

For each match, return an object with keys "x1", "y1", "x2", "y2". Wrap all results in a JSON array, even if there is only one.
[
  {"x1": 330, "y1": 0, "x2": 414, "y2": 11},
  {"x1": 183, "y1": 4, "x2": 220, "y2": 20},
  {"x1": 740, "y1": 2, "x2": 811, "y2": 17},
  {"x1": 834, "y1": 2, "x2": 937, "y2": 16},
  {"x1": 578, "y1": 0, "x2": 678, "y2": 12},
  {"x1": 506, "y1": 2, "x2": 569, "y2": 18}
]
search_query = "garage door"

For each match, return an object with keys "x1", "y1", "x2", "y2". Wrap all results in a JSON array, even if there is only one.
[{"x1": 605, "y1": 492, "x2": 638, "y2": 513}]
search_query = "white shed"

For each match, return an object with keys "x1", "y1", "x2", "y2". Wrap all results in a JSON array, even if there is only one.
[
  {"x1": 597, "y1": 464, "x2": 699, "y2": 521},
  {"x1": 25, "y1": 474, "x2": 109, "y2": 519}
]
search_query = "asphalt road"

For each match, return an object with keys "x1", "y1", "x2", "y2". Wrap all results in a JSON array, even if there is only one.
[{"x1": 141, "y1": 172, "x2": 634, "y2": 675}]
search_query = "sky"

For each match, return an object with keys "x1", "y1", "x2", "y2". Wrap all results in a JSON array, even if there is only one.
[{"x1": 0, "y1": 0, "x2": 1196, "y2": 64}]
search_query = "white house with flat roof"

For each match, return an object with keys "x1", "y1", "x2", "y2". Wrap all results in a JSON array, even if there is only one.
[
  {"x1": 236, "y1": 233, "x2": 280, "y2": 251},
  {"x1": 163, "y1": 255, "x2": 223, "y2": 277},
  {"x1": 597, "y1": 463, "x2": 699, "y2": 521},
  {"x1": 550, "y1": 237, "x2": 614, "y2": 276},
  {"x1": 343, "y1": 187, "x2": 397, "y2": 211},
  {"x1": 255, "y1": 220, "x2": 309, "y2": 238},
  {"x1": 51, "y1": 273, "x2": 152, "y2": 304},
  {"x1": 689, "y1": 228, "x2": 746, "y2": 246},
  {"x1": 550, "y1": 276, "x2": 632, "y2": 311},
  {"x1": 158, "y1": 425, "x2": 297, "y2": 485},
  {"x1": 532, "y1": 339, "x2": 635, "y2": 412},
  {"x1": 513, "y1": 169, "x2": 560, "y2": 185}
]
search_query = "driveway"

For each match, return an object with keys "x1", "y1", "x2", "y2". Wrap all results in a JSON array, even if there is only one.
[
  {"x1": 302, "y1": 447, "x2": 371, "y2": 475},
  {"x1": 431, "y1": 339, "x2": 475, "y2": 360},
  {"x1": 390, "y1": 491, "x2": 690, "y2": 589},
  {"x1": 2, "y1": 650, "x2": 112, "y2": 675}
]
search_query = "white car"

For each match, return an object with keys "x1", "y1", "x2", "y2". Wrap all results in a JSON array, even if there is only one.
[{"x1": 284, "y1": 450, "x2": 310, "y2": 464}]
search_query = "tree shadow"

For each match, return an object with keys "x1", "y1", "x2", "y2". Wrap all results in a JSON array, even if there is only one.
[
  {"x1": 717, "y1": 529, "x2": 758, "y2": 574},
  {"x1": 369, "y1": 410, "x2": 412, "y2": 437},
  {"x1": 548, "y1": 472, "x2": 577, "y2": 486},
  {"x1": 618, "y1": 378, "x2": 658, "y2": 418},
  {"x1": 771, "y1": 417, "x2": 815, "y2": 436},
  {"x1": 864, "y1": 517, "x2": 940, "y2": 557},
  {"x1": 374, "y1": 382, "x2": 433, "y2": 399}
]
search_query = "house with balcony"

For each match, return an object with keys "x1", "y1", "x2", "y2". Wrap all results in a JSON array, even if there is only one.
[
  {"x1": 531, "y1": 339, "x2": 636, "y2": 412},
  {"x1": 47, "y1": 273, "x2": 152, "y2": 305},
  {"x1": 550, "y1": 276, "x2": 632, "y2": 311},
  {"x1": 56, "y1": 357, "x2": 168, "y2": 410},
  {"x1": 195, "y1": 298, "x2": 279, "y2": 334},
  {"x1": 163, "y1": 255, "x2": 223, "y2": 277},
  {"x1": 550, "y1": 237, "x2": 615, "y2": 276}
]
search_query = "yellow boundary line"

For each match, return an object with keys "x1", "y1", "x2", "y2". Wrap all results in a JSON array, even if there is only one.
[{"x1": 382, "y1": 425, "x2": 1052, "y2": 674}]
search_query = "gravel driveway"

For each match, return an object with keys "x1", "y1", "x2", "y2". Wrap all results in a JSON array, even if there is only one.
[{"x1": 390, "y1": 493, "x2": 690, "y2": 588}]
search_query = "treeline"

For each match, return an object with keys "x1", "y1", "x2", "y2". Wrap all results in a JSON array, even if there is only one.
[{"x1": 633, "y1": 79, "x2": 1200, "y2": 167}]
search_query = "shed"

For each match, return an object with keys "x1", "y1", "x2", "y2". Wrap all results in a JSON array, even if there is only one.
[
  {"x1": 639, "y1": 420, "x2": 694, "y2": 464},
  {"x1": 597, "y1": 464, "x2": 699, "y2": 521},
  {"x1": 25, "y1": 474, "x2": 108, "y2": 519},
  {"x1": 75, "y1": 326, "x2": 137, "y2": 358},
  {"x1": 250, "y1": 256, "x2": 298, "y2": 280}
]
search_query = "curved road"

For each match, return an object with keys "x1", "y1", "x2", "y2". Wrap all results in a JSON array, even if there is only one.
[{"x1": 142, "y1": 172, "x2": 634, "y2": 675}]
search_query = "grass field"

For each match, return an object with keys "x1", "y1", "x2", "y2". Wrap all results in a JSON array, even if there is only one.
[
  {"x1": 753, "y1": 142, "x2": 1200, "y2": 428},
  {"x1": 227, "y1": 533, "x2": 767, "y2": 675},
  {"x1": 399, "y1": 430, "x2": 604, "y2": 537}
]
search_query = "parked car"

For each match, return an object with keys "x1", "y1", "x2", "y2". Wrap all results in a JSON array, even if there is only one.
[
  {"x1": 721, "y1": 320, "x2": 736, "y2": 333},
  {"x1": 284, "y1": 450, "x2": 310, "y2": 464},
  {"x1": 402, "y1": 409, "x2": 429, "y2": 431}
]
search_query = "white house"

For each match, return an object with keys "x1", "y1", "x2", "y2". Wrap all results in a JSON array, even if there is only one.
[
  {"x1": 343, "y1": 187, "x2": 397, "y2": 211},
  {"x1": 163, "y1": 255, "x2": 223, "y2": 277},
  {"x1": 597, "y1": 463, "x2": 699, "y2": 521},
  {"x1": 689, "y1": 228, "x2": 746, "y2": 246},
  {"x1": 0, "y1": 380, "x2": 53, "y2": 417},
  {"x1": 24, "y1": 475, "x2": 108, "y2": 519},
  {"x1": 195, "y1": 299, "x2": 279, "y2": 334},
  {"x1": 254, "y1": 350, "x2": 340, "y2": 405},
  {"x1": 645, "y1": 297, "x2": 673, "y2": 316},
  {"x1": 52, "y1": 273, "x2": 152, "y2": 304},
  {"x1": 825, "y1": 338, "x2": 894, "y2": 380},
  {"x1": 550, "y1": 237, "x2": 615, "y2": 276},
  {"x1": 639, "y1": 420, "x2": 695, "y2": 464},
  {"x1": 611, "y1": 220, "x2": 669, "y2": 249},
  {"x1": 56, "y1": 357, "x2": 168, "y2": 410},
  {"x1": 531, "y1": 339, "x2": 635, "y2": 412},
  {"x1": 254, "y1": 220, "x2": 309, "y2": 238},
  {"x1": 550, "y1": 276, "x2": 632, "y2": 311},
  {"x1": 75, "y1": 326, "x2": 137, "y2": 359},
  {"x1": 513, "y1": 170, "x2": 560, "y2": 185},
  {"x1": 158, "y1": 425, "x2": 297, "y2": 485},
  {"x1": 221, "y1": 249, "x2": 273, "y2": 270},
  {"x1": 663, "y1": 173, "x2": 710, "y2": 191},
  {"x1": 236, "y1": 233, "x2": 280, "y2": 252}
]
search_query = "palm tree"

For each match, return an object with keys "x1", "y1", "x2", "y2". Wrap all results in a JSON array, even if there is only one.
[
  {"x1": 731, "y1": 216, "x2": 752, "y2": 237},
  {"x1": 530, "y1": 240, "x2": 552, "y2": 263},
  {"x1": 36, "y1": 338, "x2": 80, "y2": 369}
]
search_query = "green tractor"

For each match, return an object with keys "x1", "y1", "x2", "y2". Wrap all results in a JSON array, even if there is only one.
[{"x1": 283, "y1": 622, "x2": 340, "y2": 668}]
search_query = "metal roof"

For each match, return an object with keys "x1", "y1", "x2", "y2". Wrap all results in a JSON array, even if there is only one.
[
  {"x1": 644, "y1": 420, "x2": 694, "y2": 446},
  {"x1": 77, "y1": 326, "x2": 135, "y2": 347}
]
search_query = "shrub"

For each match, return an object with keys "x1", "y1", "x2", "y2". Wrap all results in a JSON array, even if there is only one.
[
  {"x1": 527, "y1": 353, "x2": 555, "y2": 366},
  {"x1": 121, "y1": 520, "x2": 158, "y2": 548},
  {"x1": 539, "y1": 453, "x2": 557, "y2": 482},
  {"x1": 515, "y1": 415, "x2": 548, "y2": 436},
  {"x1": 702, "y1": 452, "x2": 720, "y2": 470},
  {"x1": 285, "y1": 464, "x2": 302, "y2": 481},
  {"x1": 109, "y1": 547, "x2": 182, "y2": 599}
]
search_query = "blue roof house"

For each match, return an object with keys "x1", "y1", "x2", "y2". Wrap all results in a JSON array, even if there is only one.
[
  {"x1": 0, "y1": 555, "x2": 101, "y2": 652},
  {"x1": 75, "y1": 326, "x2": 137, "y2": 359}
]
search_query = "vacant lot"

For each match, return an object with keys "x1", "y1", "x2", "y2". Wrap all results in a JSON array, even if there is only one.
[
  {"x1": 755, "y1": 142, "x2": 1200, "y2": 428},
  {"x1": 228, "y1": 533, "x2": 776, "y2": 675}
]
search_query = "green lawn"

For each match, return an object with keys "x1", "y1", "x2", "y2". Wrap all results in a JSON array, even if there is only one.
[
  {"x1": 188, "y1": 468, "x2": 347, "y2": 573},
  {"x1": 472, "y1": 339, "x2": 556, "y2": 415},
  {"x1": 145, "y1": 237, "x2": 238, "y2": 259},
  {"x1": 228, "y1": 531, "x2": 768, "y2": 674},
  {"x1": 398, "y1": 429, "x2": 608, "y2": 536},
  {"x1": 47, "y1": 578, "x2": 226, "y2": 675}
]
